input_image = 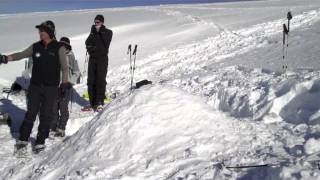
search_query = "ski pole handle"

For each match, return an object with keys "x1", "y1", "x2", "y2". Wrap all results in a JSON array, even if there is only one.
[
  {"x1": 133, "y1": 45, "x2": 138, "y2": 55},
  {"x1": 287, "y1": 11, "x2": 292, "y2": 21},
  {"x1": 127, "y1": 44, "x2": 132, "y2": 54},
  {"x1": 287, "y1": 11, "x2": 292, "y2": 32}
]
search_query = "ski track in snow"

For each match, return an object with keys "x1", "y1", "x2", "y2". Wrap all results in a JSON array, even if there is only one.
[
  {"x1": 142, "y1": 7, "x2": 229, "y2": 33},
  {"x1": 2, "y1": 2, "x2": 320, "y2": 180}
]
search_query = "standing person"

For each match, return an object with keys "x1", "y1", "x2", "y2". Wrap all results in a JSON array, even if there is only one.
[
  {"x1": 0, "y1": 20, "x2": 70, "y2": 154},
  {"x1": 51, "y1": 37, "x2": 81, "y2": 137},
  {"x1": 83, "y1": 14, "x2": 113, "y2": 112}
]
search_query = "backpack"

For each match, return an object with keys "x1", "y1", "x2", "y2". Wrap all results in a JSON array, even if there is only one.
[{"x1": 67, "y1": 51, "x2": 81, "y2": 85}]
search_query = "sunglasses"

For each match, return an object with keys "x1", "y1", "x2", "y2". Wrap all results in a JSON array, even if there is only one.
[{"x1": 94, "y1": 21, "x2": 102, "y2": 25}]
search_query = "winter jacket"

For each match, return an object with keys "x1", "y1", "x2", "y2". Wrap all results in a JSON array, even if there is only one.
[
  {"x1": 10, "y1": 40, "x2": 69, "y2": 86},
  {"x1": 19, "y1": 50, "x2": 80, "y2": 88},
  {"x1": 85, "y1": 25, "x2": 113, "y2": 59}
]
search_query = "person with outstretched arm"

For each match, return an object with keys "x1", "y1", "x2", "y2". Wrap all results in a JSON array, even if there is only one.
[
  {"x1": 83, "y1": 14, "x2": 113, "y2": 112},
  {"x1": 0, "y1": 20, "x2": 70, "y2": 155}
]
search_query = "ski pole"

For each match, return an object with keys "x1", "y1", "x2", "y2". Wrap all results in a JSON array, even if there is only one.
[
  {"x1": 127, "y1": 44, "x2": 132, "y2": 55},
  {"x1": 25, "y1": 60, "x2": 27, "y2": 70},
  {"x1": 81, "y1": 51, "x2": 89, "y2": 83},
  {"x1": 128, "y1": 44, "x2": 133, "y2": 90},
  {"x1": 132, "y1": 45, "x2": 138, "y2": 90},
  {"x1": 128, "y1": 44, "x2": 132, "y2": 73},
  {"x1": 285, "y1": 11, "x2": 292, "y2": 69},
  {"x1": 282, "y1": 24, "x2": 289, "y2": 71},
  {"x1": 282, "y1": 24, "x2": 286, "y2": 70},
  {"x1": 282, "y1": 24, "x2": 286, "y2": 60},
  {"x1": 287, "y1": 11, "x2": 292, "y2": 32},
  {"x1": 84, "y1": 51, "x2": 88, "y2": 72},
  {"x1": 133, "y1": 45, "x2": 138, "y2": 56}
]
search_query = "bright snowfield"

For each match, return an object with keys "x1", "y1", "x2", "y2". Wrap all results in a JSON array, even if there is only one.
[{"x1": 2, "y1": 0, "x2": 320, "y2": 179}]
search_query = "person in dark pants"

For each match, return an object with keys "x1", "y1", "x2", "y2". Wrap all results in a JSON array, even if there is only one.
[
  {"x1": 0, "y1": 21, "x2": 69, "y2": 154},
  {"x1": 51, "y1": 37, "x2": 80, "y2": 137},
  {"x1": 83, "y1": 14, "x2": 113, "y2": 112}
]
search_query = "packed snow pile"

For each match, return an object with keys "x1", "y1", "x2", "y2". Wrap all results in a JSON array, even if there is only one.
[
  {"x1": 2, "y1": 0, "x2": 320, "y2": 179},
  {"x1": 4, "y1": 84, "x2": 320, "y2": 180},
  {"x1": 0, "y1": 85, "x2": 279, "y2": 179},
  {"x1": 5, "y1": 75, "x2": 320, "y2": 179}
]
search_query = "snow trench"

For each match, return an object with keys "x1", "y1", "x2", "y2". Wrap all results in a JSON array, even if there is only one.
[{"x1": 169, "y1": 66, "x2": 320, "y2": 125}]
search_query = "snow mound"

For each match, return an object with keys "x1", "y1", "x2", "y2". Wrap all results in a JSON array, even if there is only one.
[
  {"x1": 304, "y1": 138, "x2": 320, "y2": 155},
  {"x1": 6, "y1": 85, "x2": 280, "y2": 180},
  {"x1": 267, "y1": 79, "x2": 320, "y2": 125}
]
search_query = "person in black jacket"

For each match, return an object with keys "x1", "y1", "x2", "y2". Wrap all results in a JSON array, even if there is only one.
[
  {"x1": 0, "y1": 21, "x2": 70, "y2": 155},
  {"x1": 84, "y1": 14, "x2": 113, "y2": 112}
]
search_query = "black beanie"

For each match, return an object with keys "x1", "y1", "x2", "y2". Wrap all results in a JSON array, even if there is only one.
[
  {"x1": 36, "y1": 20, "x2": 56, "y2": 39},
  {"x1": 94, "y1": 14, "x2": 104, "y2": 23},
  {"x1": 60, "y1": 37, "x2": 72, "y2": 50}
]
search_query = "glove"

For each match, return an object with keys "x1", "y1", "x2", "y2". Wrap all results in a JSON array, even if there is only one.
[
  {"x1": 0, "y1": 54, "x2": 8, "y2": 64},
  {"x1": 59, "y1": 82, "x2": 72, "y2": 99}
]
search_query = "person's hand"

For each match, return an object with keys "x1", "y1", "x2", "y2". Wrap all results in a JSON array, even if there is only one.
[
  {"x1": 59, "y1": 82, "x2": 72, "y2": 99},
  {"x1": 0, "y1": 54, "x2": 8, "y2": 64},
  {"x1": 90, "y1": 25, "x2": 96, "y2": 33},
  {"x1": 86, "y1": 45, "x2": 96, "y2": 55}
]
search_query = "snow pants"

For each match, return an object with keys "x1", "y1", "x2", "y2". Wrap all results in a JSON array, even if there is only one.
[
  {"x1": 19, "y1": 84, "x2": 58, "y2": 145},
  {"x1": 51, "y1": 88, "x2": 72, "y2": 131},
  {"x1": 87, "y1": 56, "x2": 108, "y2": 107}
]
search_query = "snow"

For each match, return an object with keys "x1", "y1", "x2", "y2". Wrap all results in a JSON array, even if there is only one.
[
  {"x1": 2, "y1": 0, "x2": 320, "y2": 179},
  {"x1": 305, "y1": 138, "x2": 320, "y2": 155},
  {"x1": 0, "y1": 85, "x2": 292, "y2": 179}
]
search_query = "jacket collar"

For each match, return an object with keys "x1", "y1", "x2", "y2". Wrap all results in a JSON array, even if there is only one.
[
  {"x1": 39, "y1": 39, "x2": 57, "y2": 48},
  {"x1": 91, "y1": 25, "x2": 107, "y2": 34}
]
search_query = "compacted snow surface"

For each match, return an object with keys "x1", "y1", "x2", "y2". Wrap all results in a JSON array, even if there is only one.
[{"x1": 1, "y1": 0, "x2": 320, "y2": 179}]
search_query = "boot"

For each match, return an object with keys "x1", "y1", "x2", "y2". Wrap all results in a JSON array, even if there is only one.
[
  {"x1": 33, "y1": 144, "x2": 46, "y2": 154},
  {"x1": 54, "y1": 128, "x2": 65, "y2": 137},
  {"x1": 14, "y1": 140, "x2": 28, "y2": 157}
]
